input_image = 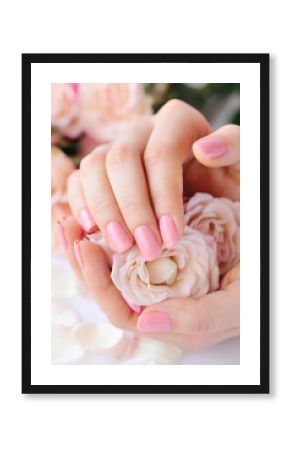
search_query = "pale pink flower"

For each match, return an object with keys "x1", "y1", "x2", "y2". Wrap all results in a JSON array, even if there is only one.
[
  {"x1": 184, "y1": 193, "x2": 240, "y2": 275},
  {"x1": 111, "y1": 227, "x2": 219, "y2": 307},
  {"x1": 78, "y1": 83, "x2": 152, "y2": 142},
  {"x1": 51, "y1": 83, "x2": 77, "y2": 128},
  {"x1": 51, "y1": 83, "x2": 81, "y2": 138}
]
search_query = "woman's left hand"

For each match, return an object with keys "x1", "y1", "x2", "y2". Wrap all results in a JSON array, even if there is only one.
[{"x1": 57, "y1": 215, "x2": 239, "y2": 352}]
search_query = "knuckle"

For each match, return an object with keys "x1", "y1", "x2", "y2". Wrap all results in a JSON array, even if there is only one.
[
  {"x1": 150, "y1": 192, "x2": 174, "y2": 212},
  {"x1": 150, "y1": 191, "x2": 167, "y2": 205},
  {"x1": 93, "y1": 195, "x2": 111, "y2": 216},
  {"x1": 190, "y1": 310, "x2": 215, "y2": 334},
  {"x1": 106, "y1": 143, "x2": 133, "y2": 169},
  {"x1": 67, "y1": 170, "x2": 80, "y2": 190},
  {"x1": 144, "y1": 147, "x2": 169, "y2": 168},
  {"x1": 120, "y1": 197, "x2": 140, "y2": 218},
  {"x1": 150, "y1": 183, "x2": 182, "y2": 206},
  {"x1": 80, "y1": 148, "x2": 105, "y2": 171}
]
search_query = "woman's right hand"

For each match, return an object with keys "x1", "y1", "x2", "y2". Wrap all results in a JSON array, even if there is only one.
[{"x1": 67, "y1": 99, "x2": 240, "y2": 260}]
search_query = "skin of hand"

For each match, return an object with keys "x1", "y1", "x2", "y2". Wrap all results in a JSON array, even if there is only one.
[{"x1": 58, "y1": 99, "x2": 240, "y2": 351}]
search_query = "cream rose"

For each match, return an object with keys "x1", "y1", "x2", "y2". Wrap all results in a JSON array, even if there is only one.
[
  {"x1": 184, "y1": 193, "x2": 240, "y2": 275},
  {"x1": 78, "y1": 83, "x2": 152, "y2": 142},
  {"x1": 111, "y1": 227, "x2": 220, "y2": 307}
]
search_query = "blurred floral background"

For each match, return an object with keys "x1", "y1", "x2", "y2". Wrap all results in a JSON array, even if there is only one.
[
  {"x1": 51, "y1": 83, "x2": 240, "y2": 365},
  {"x1": 52, "y1": 83, "x2": 240, "y2": 162}
]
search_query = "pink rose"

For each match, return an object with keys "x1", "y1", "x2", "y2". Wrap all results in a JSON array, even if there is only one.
[
  {"x1": 51, "y1": 83, "x2": 81, "y2": 138},
  {"x1": 184, "y1": 193, "x2": 240, "y2": 275},
  {"x1": 51, "y1": 146, "x2": 75, "y2": 203},
  {"x1": 111, "y1": 227, "x2": 220, "y2": 307},
  {"x1": 78, "y1": 83, "x2": 152, "y2": 142}
]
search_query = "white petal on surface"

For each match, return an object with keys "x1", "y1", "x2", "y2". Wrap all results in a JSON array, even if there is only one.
[
  {"x1": 51, "y1": 326, "x2": 84, "y2": 364},
  {"x1": 73, "y1": 322, "x2": 125, "y2": 351},
  {"x1": 124, "y1": 337, "x2": 183, "y2": 365},
  {"x1": 52, "y1": 303, "x2": 79, "y2": 327},
  {"x1": 51, "y1": 258, "x2": 78, "y2": 298}
]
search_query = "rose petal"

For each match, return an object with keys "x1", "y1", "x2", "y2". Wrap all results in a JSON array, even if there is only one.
[
  {"x1": 146, "y1": 257, "x2": 178, "y2": 285},
  {"x1": 184, "y1": 193, "x2": 240, "y2": 274},
  {"x1": 52, "y1": 326, "x2": 84, "y2": 364},
  {"x1": 124, "y1": 337, "x2": 183, "y2": 365},
  {"x1": 111, "y1": 226, "x2": 219, "y2": 307},
  {"x1": 51, "y1": 260, "x2": 78, "y2": 298},
  {"x1": 72, "y1": 322, "x2": 124, "y2": 351}
]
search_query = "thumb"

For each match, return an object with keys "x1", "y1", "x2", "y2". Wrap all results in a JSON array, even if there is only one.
[
  {"x1": 193, "y1": 124, "x2": 240, "y2": 168},
  {"x1": 137, "y1": 285, "x2": 240, "y2": 335}
]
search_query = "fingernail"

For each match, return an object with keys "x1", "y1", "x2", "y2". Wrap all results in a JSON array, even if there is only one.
[
  {"x1": 78, "y1": 207, "x2": 97, "y2": 233},
  {"x1": 159, "y1": 215, "x2": 179, "y2": 249},
  {"x1": 134, "y1": 225, "x2": 161, "y2": 261},
  {"x1": 106, "y1": 221, "x2": 132, "y2": 253},
  {"x1": 55, "y1": 221, "x2": 68, "y2": 250},
  {"x1": 74, "y1": 240, "x2": 84, "y2": 269},
  {"x1": 196, "y1": 137, "x2": 226, "y2": 158},
  {"x1": 137, "y1": 312, "x2": 172, "y2": 332}
]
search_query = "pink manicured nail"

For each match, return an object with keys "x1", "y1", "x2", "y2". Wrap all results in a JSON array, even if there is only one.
[
  {"x1": 106, "y1": 221, "x2": 132, "y2": 253},
  {"x1": 159, "y1": 215, "x2": 179, "y2": 249},
  {"x1": 55, "y1": 221, "x2": 68, "y2": 250},
  {"x1": 74, "y1": 240, "x2": 84, "y2": 269},
  {"x1": 137, "y1": 312, "x2": 172, "y2": 332},
  {"x1": 78, "y1": 208, "x2": 97, "y2": 233},
  {"x1": 134, "y1": 225, "x2": 161, "y2": 261},
  {"x1": 196, "y1": 137, "x2": 227, "y2": 158}
]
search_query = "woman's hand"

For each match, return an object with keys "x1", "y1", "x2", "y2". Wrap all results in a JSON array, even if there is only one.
[
  {"x1": 57, "y1": 215, "x2": 239, "y2": 352},
  {"x1": 66, "y1": 100, "x2": 240, "y2": 260}
]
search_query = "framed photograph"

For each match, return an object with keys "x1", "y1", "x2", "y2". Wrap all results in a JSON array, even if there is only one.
[{"x1": 22, "y1": 53, "x2": 269, "y2": 394}]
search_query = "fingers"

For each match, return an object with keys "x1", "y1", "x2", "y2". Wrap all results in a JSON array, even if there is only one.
[
  {"x1": 73, "y1": 239, "x2": 138, "y2": 331},
  {"x1": 137, "y1": 282, "x2": 240, "y2": 335},
  {"x1": 51, "y1": 202, "x2": 71, "y2": 223},
  {"x1": 55, "y1": 216, "x2": 84, "y2": 277},
  {"x1": 105, "y1": 119, "x2": 163, "y2": 260},
  {"x1": 79, "y1": 145, "x2": 133, "y2": 253},
  {"x1": 106, "y1": 146, "x2": 161, "y2": 261},
  {"x1": 144, "y1": 100, "x2": 211, "y2": 240},
  {"x1": 193, "y1": 124, "x2": 240, "y2": 169},
  {"x1": 68, "y1": 103, "x2": 219, "y2": 260},
  {"x1": 67, "y1": 170, "x2": 98, "y2": 233}
]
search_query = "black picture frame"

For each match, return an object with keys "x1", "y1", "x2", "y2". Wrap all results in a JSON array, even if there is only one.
[{"x1": 22, "y1": 53, "x2": 269, "y2": 394}]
